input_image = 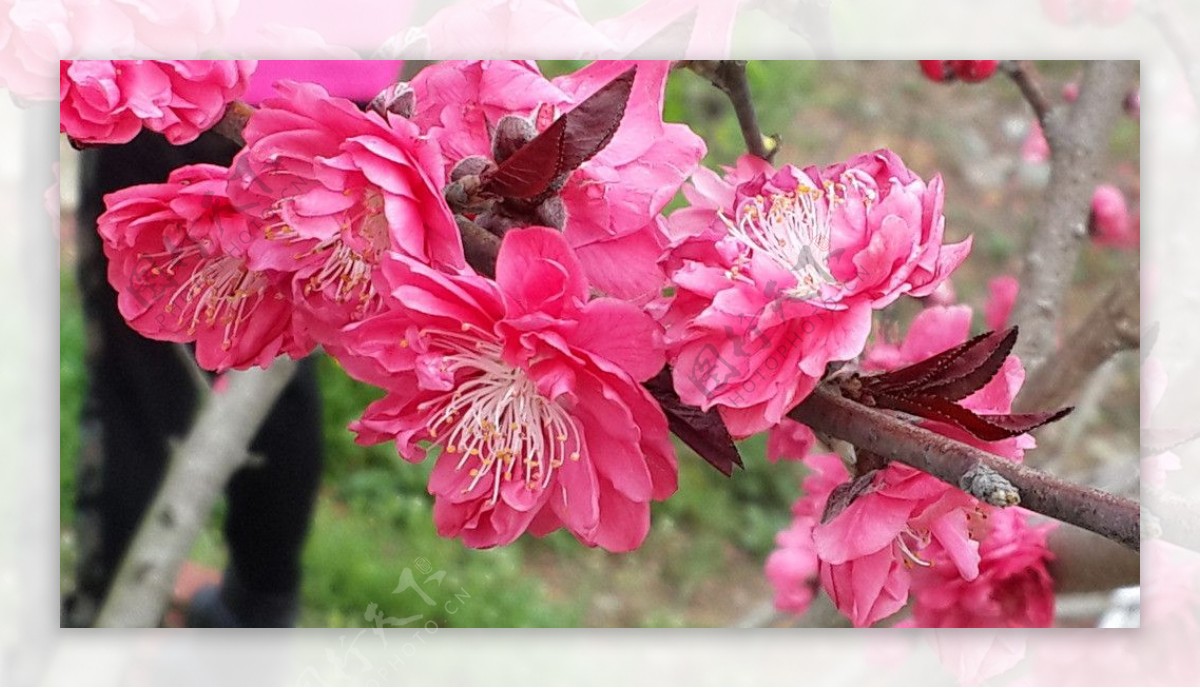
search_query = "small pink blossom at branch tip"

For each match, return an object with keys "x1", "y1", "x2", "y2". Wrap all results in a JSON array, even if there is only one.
[
  {"x1": 1062, "y1": 81, "x2": 1080, "y2": 102},
  {"x1": 1089, "y1": 184, "x2": 1138, "y2": 249},
  {"x1": 339, "y1": 227, "x2": 677, "y2": 551},
  {"x1": 60, "y1": 60, "x2": 256, "y2": 145},
  {"x1": 658, "y1": 151, "x2": 970, "y2": 436},
  {"x1": 1021, "y1": 122, "x2": 1050, "y2": 164}
]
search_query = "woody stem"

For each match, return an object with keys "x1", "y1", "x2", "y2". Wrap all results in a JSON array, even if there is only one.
[{"x1": 788, "y1": 385, "x2": 1140, "y2": 551}]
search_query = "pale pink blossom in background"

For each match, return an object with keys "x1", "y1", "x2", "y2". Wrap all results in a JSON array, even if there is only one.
[
  {"x1": 1089, "y1": 183, "x2": 1138, "y2": 249},
  {"x1": 343, "y1": 227, "x2": 677, "y2": 551},
  {"x1": 1, "y1": 0, "x2": 239, "y2": 103},
  {"x1": 765, "y1": 452, "x2": 846, "y2": 616},
  {"x1": 765, "y1": 418, "x2": 816, "y2": 463},
  {"x1": 410, "y1": 59, "x2": 706, "y2": 302},
  {"x1": 931, "y1": 632, "x2": 1027, "y2": 685},
  {"x1": 59, "y1": 59, "x2": 255, "y2": 144},
  {"x1": 658, "y1": 151, "x2": 970, "y2": 436},
  {"x1": 1020, "y1": 121, "x2": 1050, "y2": 164},
  {"x1": 388, "y1": 0, "x2": 614, "y2": 58},
  {"x1": 983, "y1": 274, "x2": 1018, "y2": 331},
  {"x1": 97, "y1": 164, "x2": 302, "y2": 371},
  {"x1": 227, "y1": 79, "x2": 463, "y2": 343}
]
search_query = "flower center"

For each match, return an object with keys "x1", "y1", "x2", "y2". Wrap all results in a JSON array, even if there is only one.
[
  {"x1": 271, "y1": 188, "x2": 391, "y2": 317},
  {"x1": 141, "y1": 245, "x2": 274, "y2": 350},
  {"x1": 722, "y1": 188, "x2": 839, "y2": 299},
  {"x1": 896, "y1": 526, "x2": 933, "y2": 569},
  {"x1": 416, "y1": 330, "x2": 581, "y2": 506}
]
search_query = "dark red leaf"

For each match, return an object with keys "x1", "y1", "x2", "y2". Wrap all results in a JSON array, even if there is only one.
[
  {"x1": 479, "y1": 117, "x2": 567, "y2": 200},
  {"x1": 646, "y1": 367, "x2": 743, "y2": 476},
  {"x1": 913, "y1": 327, "x2": 1017, "y2": 401},
  {"x1": 557, "y1": 65, "x2": 635, "y2": 172},
  {"x1": 874, "y1": 391, "x2": 1070, "y2": 442},
  {"x1": 479, "y1": 66, "x2": 636, "y2": 201},
  {"x1": 863, "y1": 328, "x2": 1002, "y2": 394}
]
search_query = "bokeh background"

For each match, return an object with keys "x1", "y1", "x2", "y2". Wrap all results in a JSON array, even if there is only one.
[{"x1": 57, "y1": 60, "x2": 1140, "y2": 628}]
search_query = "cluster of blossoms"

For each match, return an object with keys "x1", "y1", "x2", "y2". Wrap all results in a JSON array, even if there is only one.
[
  {"x1": 764, "y1": 306, "x2": 1057, "y2": 627},
  {"x1": 61, "y1": 60, "x2": 256, "y2": 145},
  {"x1": 74, "y1": 59, "x2": 1076, "y2": 627}
]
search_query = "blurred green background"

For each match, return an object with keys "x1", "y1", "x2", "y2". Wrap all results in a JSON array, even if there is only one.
[{"x1": 59, "y1": 61, "x2": 1139, "y2": 627}]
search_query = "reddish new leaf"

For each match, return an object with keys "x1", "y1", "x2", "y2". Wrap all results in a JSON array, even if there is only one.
[
  {"x1": 865, "y1": 327, "x2": 1016, "y2": 399},
  {"x1": 646, "y1": 367, "x2": 743, "y2": 476},
  {"x1": 911, "y1": 326, "x2": 1017, "y2": 401},
  {"x1": 874, "y1": 391, "x2": 1071, "y2": 442},
  {"x1": 480, "y1": 66, "x2": 636, "y2": 201},
  {"x1": 479, "y1": 117, "x2": 567, "y2": 200}
]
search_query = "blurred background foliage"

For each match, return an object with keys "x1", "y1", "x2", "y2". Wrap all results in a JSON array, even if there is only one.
[{"x1": 59, "y1": 60, "x2": 1139, "y2": 627}]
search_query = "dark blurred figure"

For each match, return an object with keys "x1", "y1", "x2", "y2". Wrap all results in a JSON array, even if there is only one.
[{"x1": 61, "y1": 129, "x2": 324, "y2": 628}]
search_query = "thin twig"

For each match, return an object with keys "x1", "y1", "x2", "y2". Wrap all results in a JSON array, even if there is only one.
[
  {"x1": 1001, "y1": 60, "x2": 1054, "y2": 132},
  {"x1": 683, "y1": 60, "x2": 778, "y2": 162},
  {"x1": 173, "y1": 343, "x2": 212, "y2": 399},
  {"x1": 1010, "y1": 60, "x2": 1137, "y2": 374},
  {"x1": 789, "y1": 385, "x2": 1140, "y2": 551},
  {"x1": 96, "y1": 359, "x2": 299, "y2": 627}
]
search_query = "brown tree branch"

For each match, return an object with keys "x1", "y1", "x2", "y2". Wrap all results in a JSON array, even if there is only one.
[
  {"x1": 788, "y1": 385, "x2": 1140, "y2": 551},
  {"x1": 1001, "y1": 60, "x2": 1055, "y2": 132},
  {"x1": 682, "y1": 60, "x2": 778, "y2": 162},
  {"x1": 96, "y1": 359, "x2": 299, "y2": 627},
  {"x1": 1016, "y1": 264, "x2": 1140, "y2": 411},
  {"x1": 1010, "y1": 60, "x2": 1137, "y2": 374}
]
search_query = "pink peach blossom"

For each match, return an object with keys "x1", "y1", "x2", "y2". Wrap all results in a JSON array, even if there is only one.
[
  {"x1": 1021, "y1": 122, "x2": 1050, "y2": 164},
  {"x1": 764, "y1": 451, "x2": 847, "y2": 616},
  {"x1": 227, "y1": 79, "x2": 464, "y2": 343},
  {"x1": 813, "y1": 463, "x2": 984, "y2": 627},
  {"x1": 1089, "y1": 184, "x2": 1138, "y2": 249},
  {"x1": 409, "y1": 59, "x2": 706, "y2": 301},
  {"x1": 341, "y1": 227, "x2": 676, "y2": 551},
  {"x1": 60, "y1": 59, "x2": 255, "y2": 144},
  {"x1": 765, "y1": 419, "x2": 816, "y2": 463},
  {"x1": 910, "y1": 507, "x2": 1055, "y2": 627},
  {"x1": 984, "y1": 275, "x2": 1019, "y2": 331},
  {"x1": 96, "y1": 164, "x2": 301, "y2": 371},
  {"x1": 658, "y1": 151, "x2": 971, "y2": 436}
]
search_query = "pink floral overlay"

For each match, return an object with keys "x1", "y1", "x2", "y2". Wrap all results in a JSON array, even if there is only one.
[
  {"x1": 60, "y1": 59, "x2": 256, "y2": 145},
  {"x1": 74, "y1": 59, "x2": 1122, "y2": 630}
]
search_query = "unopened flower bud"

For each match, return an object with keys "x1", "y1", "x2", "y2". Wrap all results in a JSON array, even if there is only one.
[
  {"x1": 450, "y1": 155, "x2": 496, "y2": 182},
  {"x1": 492, "y1": 114, "x2": 537, "y2": 164},
  {"x1": 536, "y1": 196, "x2": 566, "y2": 230},
  {"x1": 368, "y1": 82, "x2": 416, "y2": 119}
]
